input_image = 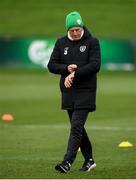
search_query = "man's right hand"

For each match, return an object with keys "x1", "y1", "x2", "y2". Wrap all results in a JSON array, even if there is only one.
[
  {"x1": 64, "y1": 71, "x2": 75, "y2": 88},
  {"x1": 68, "y1": 64, "x2": 77, "y2": 73}
]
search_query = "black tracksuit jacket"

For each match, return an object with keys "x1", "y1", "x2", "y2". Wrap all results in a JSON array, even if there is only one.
[{"x1": 47, "y1": 27, "x2": 101, "y2": 111}]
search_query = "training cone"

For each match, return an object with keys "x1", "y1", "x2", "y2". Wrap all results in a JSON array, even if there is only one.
[
  {"x1": 1, "y1": 114, "x2": 14, "y2": 121},
  {"x1": 118, "y1": 141, "x2": 133, "y2": 148}
]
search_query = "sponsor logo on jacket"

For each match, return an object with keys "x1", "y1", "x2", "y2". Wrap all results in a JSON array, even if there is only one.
[{"x1": 64, "y1": 47, "x2": 69, "y2": 55}]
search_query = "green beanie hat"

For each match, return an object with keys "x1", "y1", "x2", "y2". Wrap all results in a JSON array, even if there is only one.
[{"x1": 66, "y1": 11, "x2": 84, "y2": 31}]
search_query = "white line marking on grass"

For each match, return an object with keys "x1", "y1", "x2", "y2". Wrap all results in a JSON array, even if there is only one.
[
  {"x1": 89, "y1": 126, "x2": 136, "y2": 131},
  {"x1": 0, "y1": 124, "x2": 136, "y2": 131},
  {"x1": 22, "y1": 124, "x2": 136, "y2": 131}
]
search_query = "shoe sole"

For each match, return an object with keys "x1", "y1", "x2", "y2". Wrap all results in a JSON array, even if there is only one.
[
  {"x1": 55, "y1": 164, "x2": 67, "y2": 173},
  {"x1": 87, "y1": 163, "x2": 96, "y2": 172}
]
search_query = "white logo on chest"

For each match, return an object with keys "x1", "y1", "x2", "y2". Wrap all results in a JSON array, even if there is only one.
[
  {"x1": 80, "y1": 45, "x2": 86, "y2": 52},
  {"x1": 64, "y1": 47, "x2": 69, "y2": 55}
]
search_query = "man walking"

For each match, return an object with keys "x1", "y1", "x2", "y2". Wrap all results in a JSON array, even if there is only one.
[{"x1": 47, "y1": 11, "x2": 101, "y2": 173}]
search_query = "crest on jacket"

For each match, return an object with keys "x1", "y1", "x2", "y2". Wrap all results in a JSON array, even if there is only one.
[
  {"x1": 64, "y1": 47, "x2": 69, "y2": 55},
  {"x1": 80, "y1": 45, "x2": 86, "y2": 52}
]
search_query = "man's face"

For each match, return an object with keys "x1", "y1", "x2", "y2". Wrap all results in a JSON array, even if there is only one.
[{"x1": 69, "y1": 27, "x2": 83, "y2": 41}]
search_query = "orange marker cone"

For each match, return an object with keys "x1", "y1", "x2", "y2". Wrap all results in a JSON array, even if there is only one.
[{"x1": 2, "y1": 114, "x2": 14, "y2": 121}]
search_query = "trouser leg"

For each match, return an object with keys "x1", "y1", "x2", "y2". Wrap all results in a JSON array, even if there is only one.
[
  {"x1": 64, "y1": 109, "x2": 92, "y2": 164},
  {"x1": 80, "y1": 128, "x2": 93, "y2": 161},
  {"x1": 67, "y1": 109, "x2": 93, "y2": 161}
]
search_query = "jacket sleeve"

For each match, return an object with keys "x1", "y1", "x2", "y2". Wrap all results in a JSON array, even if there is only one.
[
  {"x1": 75, "y1": 38, "x2": 101, "y2": 78},
  {"x1": 47, "y1": 39, "x2": 69, "y2": 75}
]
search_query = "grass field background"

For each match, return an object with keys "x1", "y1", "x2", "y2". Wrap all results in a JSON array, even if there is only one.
[
  {"x1": 0, "y1": 69, "x2": 136, "y2": 179},
  {"x1": 0, "y1": 0, "x2": 136, "y2": 38}
]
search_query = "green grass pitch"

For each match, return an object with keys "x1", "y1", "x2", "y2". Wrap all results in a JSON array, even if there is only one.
[
  {"x1": 0, "y1": 0, "x2": 136, "y2": 38},
  {"x1": 0, "y1": 69, "x2": 136, "y2": 179}
]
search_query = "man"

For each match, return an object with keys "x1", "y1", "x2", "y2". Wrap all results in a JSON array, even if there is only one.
[{"x1": 47, "y1": 11, "x2": 101, "y2": 173}]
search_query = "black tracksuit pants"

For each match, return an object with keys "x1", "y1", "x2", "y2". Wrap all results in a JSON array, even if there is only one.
[{"x1": 64, "y1": 109, "x2": 93, "y2": 164}]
